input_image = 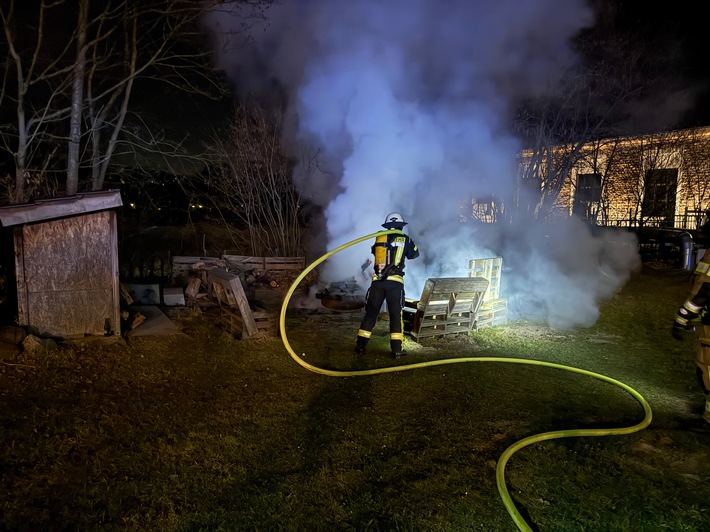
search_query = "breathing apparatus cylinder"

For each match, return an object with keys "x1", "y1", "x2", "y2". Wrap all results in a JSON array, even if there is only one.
[{"x1": 374, "y1": 235, "x2": 389, "y2": 274}]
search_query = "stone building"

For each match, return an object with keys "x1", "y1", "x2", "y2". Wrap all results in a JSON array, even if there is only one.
[{"x1": 516, "y1": 126, "x2": 710, "y2": 230}]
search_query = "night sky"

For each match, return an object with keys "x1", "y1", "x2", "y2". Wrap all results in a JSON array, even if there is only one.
[
  {"x1": 611, "y1": 0, "x2": 710, "y2": 127},
  {"x1": 137, "y1": 1, "x2": 710, "y2": 158}
]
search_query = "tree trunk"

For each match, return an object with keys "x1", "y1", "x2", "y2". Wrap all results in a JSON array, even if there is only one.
[
  {"x1": 14, "y1": 105, "x2": 27, "y2": 204},
  {"x1": 92, "y1": 9, "x2": 137, "y2": 191},
  {"x1": 67, "y1": 0, "x2": 89, "y2": 196}
]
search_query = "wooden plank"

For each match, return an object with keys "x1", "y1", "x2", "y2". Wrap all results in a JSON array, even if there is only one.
[
  {"x1": 479, "y1": 298, "x2": 508, "y2": 312},
  {"x1": 223, "y1": 255, "x2": 305, "y2": 271},
  {"x1": 451, "y1": 300, "x2": 476, "y2": 313},
  {"x1": 417, "y1": 277, "x2": 489, "y2": 310},
  {"x1": 252, "y1": 314, "x2": 277, "y2": 337},
  {"x1": 119, "y1": 283, "x2": 134, "y2": 305},
  {"x1": 173, "y1": 255, "x2": 221, "y2": 263},
  {"x1": 209, "y1": 267, "x2": 258, "y2": 337},
  {"x1": 264, "y1": 257, "x2": 306, "y2": 270},
  {"x1": 216, "y1": 284, "x2": 277, "y2": 338},
  {"x1": 222, "y1": 255, "x2": 265, "y2": 270},
  {"x1": 220, "y1": 307, "x2": 244, "y2": 335},
  {"x1": 14, "y1": 227, "x2": 28, "y2": 327},
  {"x1": 476, "y1": 315, "x2": 508, "y2": 329},
  {"x1": 468, "y1": 257, "x2": 503, "y2": 302},
  {"x1": 222, "y1": 307, "x2": 277, "y2": 338},
  {"x1": 443, "y1": 324, "x2": 471, "y2": 334},
  {"x1": 171, "y1": 256, "x2": 223, "y2": 276},
  {"x1": 476, "y1": 307, "x2": 508, "y2": 321},
  {"x1": 424, "y1": 277, "x2": 490, "y2": 294},
  {"x1": 420, "y1": 303, "x2": 449, "y2": 316},
  {"x1": 475, "y1": 297, "x2": 508, "y2": 329},
  {"x1": 413, "y1": 324, "x2": 471, "y2": 339},
  {"x1": 0, "y1": 190, "x2": 123, "y2": 227}
]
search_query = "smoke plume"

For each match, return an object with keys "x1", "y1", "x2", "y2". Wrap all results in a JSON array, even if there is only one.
[{"x1": 205, "y1": 0, "x2": 642, "y2": 329}]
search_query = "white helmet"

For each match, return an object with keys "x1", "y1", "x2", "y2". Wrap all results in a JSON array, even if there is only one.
[{"x1": 382, "y1": 212, "x2": 407, "y2": 229}]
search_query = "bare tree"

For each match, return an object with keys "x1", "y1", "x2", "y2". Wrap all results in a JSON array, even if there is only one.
[
  {"x1": 67, "y1": 0, "x2": 89, "y2": 194},
  {"x1": 513, "y1": 58, "x2": 639, "y2": 223},
  {"x1": 615, "y1": 132, "x2": 683, "y2": 227},
  {"x1": 0, "y1": 0, "x2": 238, "y2": 204},
  {"x1": 1, "y1": 1, "x2": 76, "y2": 202},
  {"x1": 199, "y1": 103, "x2": 315, "y2": 257},
  {"x1": 509, "y1": 1, "x2": 687, "y2": 224},
  {"x1": 675, "y1": 128, "x2": 710, "y2": 227},
  {"x1": 522, "y1": 125, "x2": 710, "y2": 232},
  {"x1": 602, "y1": 129, "x2": 710, "y2": 229}
]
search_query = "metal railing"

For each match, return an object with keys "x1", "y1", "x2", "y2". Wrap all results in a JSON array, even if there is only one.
[{"x1": 596, "y1": 210, "x2": 706, "y2": 231}]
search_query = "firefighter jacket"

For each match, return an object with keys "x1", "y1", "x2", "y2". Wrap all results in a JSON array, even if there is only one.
[
  {"x1": 690, "y1": 247, "x2": 710, "y2": 300},
  {"x1": 371, "y1": 229, "x2": 419, "y2": 284},
  {"x1": 675, "y1": 247, "x2": 710, "y2": 366}
]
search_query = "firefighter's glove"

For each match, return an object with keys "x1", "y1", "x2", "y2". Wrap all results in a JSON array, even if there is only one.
[{"x1": 672, "y1": 305, "x2": 698, "y2": 341}]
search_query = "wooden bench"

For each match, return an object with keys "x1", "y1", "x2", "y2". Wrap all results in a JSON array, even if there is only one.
[{"x1": 405, "y1": 277, "x2": 490, "y2": 340}]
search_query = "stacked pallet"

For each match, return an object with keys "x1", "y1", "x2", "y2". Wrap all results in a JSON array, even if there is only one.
[
  {"x1": 468, "y1": 257, "x2": 508, "y2": 328},
  {"x1": 408, "y1": 277, "x2": 489, "y2": 340}
]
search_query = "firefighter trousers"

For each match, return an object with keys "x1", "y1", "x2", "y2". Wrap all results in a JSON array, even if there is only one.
[
  {"x1": 356, "y1": 279, "x2": 405, "y2": 353},
  {"x1": 697, "y1": 325, "x2": 710, "y2": 424}
]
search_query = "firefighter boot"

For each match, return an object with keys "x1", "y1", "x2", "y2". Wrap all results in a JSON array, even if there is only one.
[
  {"x1": 354, "y1": 337, "x2": 368, "y2": 355},
  {"x1": 391, "y1": 338, "x2": 406, "y2": 359}
]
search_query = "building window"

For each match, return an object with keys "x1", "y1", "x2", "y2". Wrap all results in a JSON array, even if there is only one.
[
  {"x1": 470, "y1": 196, "x2": 499, "y2": 223},
  {"x1": 641, "y1": 168, "x2": 678, "y2": 227},
  {"x1": 573, "y1": 172, "x2": 602, "y2": 220}
]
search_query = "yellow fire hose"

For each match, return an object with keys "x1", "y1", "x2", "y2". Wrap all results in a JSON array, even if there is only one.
[{"x1": 279, "y1": 230, "x2": 653, "y2": 532}]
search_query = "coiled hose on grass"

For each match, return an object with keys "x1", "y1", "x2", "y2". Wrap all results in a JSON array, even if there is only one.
[{"x1": 279, "y1": 230, "x2": 653, "y2": 532}]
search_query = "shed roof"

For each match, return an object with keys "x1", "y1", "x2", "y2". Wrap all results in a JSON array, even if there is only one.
[{"x1": 0, "y1": 190, "x2": 123, "y2": 227}]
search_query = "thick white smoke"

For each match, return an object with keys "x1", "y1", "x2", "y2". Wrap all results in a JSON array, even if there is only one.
[{"x1": 205, "y1": 0, "x2": 642, "y2": 329}]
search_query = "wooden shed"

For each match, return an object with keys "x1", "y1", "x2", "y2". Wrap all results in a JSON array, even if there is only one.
[{"x1": 0, "y1": 190, "x2": 123, "y2": 338}]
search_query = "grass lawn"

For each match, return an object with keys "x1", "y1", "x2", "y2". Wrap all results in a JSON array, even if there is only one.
[{"x1": 0, "y1": 266, "x2": 708, "y2": 531}]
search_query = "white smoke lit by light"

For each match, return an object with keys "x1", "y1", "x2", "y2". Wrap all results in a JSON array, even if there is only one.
[{"x1": 205, "y1": 0, "x2": 642, "y2": 329}]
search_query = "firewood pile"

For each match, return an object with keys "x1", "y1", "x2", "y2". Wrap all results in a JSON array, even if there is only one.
[{"x1": 170, "y1": 254, "x2": 316, "y2": 310}]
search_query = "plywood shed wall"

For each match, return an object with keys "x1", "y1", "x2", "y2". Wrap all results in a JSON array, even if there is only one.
[{"x1": 0, "y1": 191, "x2": 122, "y2": 338}]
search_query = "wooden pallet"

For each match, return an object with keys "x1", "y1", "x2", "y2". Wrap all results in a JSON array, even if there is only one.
[
  {"x1": 219, "y1": 306, "x2": 277, "y2": 339},
  {"x1": 475, "y1": 297, "x2": 508, "y2": 328},
  {"x1": 468, "y1": 257, "x2": 502, "y2": 303},
  {"x1": 209, "y1": 267, "x2": 276, "y2": 338},
  {"x1": 408, "y1": 277, "x2": 489, "y2": 340}
]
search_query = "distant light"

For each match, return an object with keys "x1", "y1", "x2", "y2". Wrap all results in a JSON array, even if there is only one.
[{"x1": 129, "y1": 203, "x2": 136, "y2": 209}]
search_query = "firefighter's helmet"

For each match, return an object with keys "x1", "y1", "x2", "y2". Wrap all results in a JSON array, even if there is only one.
[{"x1": 382, "y1": 212, "x2": 407, "y2": 229}]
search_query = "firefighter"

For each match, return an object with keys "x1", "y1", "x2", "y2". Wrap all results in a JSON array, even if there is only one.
[
  {"x1": 355, "y1": 212, "x2": 419, "y2": 358},
  {"x1": 672, "y1": 215, "x2": 710, "y2": 432}
]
